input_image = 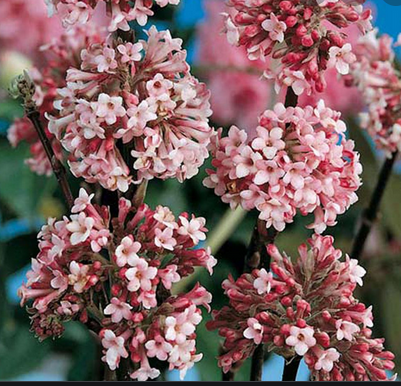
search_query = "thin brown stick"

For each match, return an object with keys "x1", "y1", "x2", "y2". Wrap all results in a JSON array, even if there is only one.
[
  {"x1": 14, "y1": 73, "x2": 74, "y2": 210},
  {"x1": 26, "y1": 110, "x2": 74, "y2": 210},
  {"x1": 245, "y1": 87, "x2": 299, "y2": 382},
  {"x1": 282, "y1": 356, "x2": 301, "y2": 381},
  {"x1": 351, "y1": 150, "x2": 399, "y2": 260}
]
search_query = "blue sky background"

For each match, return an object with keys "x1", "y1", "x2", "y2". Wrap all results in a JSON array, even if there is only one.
[{"x1": 3, "y1": 0, "x2": 401, "y2": 381}]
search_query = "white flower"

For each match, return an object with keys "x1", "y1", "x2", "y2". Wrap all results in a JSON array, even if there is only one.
[
  {"x1": 66, "y1": 212, "x2": 94, "y2": 245},
  {"x1": 253, "y1": 268, "x2": 273, "y2": 295},
  {"x1": 243, "y1": 318, "x2": 263, "y2": 344},
  {"x1": 314, "y1": 348, "x2": 340, "y2": 372},
  {"x1": 101, "y1": 330, "x2": 129, "y2": 371},
  {"x1": 335, "y1": 319, "x2": 360, "y2": 341},
  {"x1": 328, "y1": 43, "x2": 356, "y2": 75},
  {"x1": 285, "y1": 326, "x2": 316, "y2": 356},
  {"x1": 72, "y1": 188, "x2": 94, "y2": 213},
  {"x1": 115, "y1": 236, "x2": 142, "y2": 267},
  {"x1": 262, "y1": 13, "x2": 287, "y2": 43}
]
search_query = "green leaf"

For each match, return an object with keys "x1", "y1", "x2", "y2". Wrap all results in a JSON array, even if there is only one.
[
  {"x1": 0, "y1": 100, "x2": 23, "y2": 122},
  {"x1": 382, "y1": 174, "x2": 401, "y2": 240},
  {"x1": 380, "y1": 281, "x2": 401, "y2": 374},
  {"x1": 0, "y1": 325, "x2": 50, "y2": 379},
  {"x1": 53, "y1": 323, "x2": 100, "y2": 381},
  {"x1": 0, "y1": 141, "x2": 56, "y2": 218}
]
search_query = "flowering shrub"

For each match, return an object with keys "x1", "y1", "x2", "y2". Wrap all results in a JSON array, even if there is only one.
[
  {"x1": 223, "y1": 0, "x2": 372, "y2": 95},
  {"x1": 45, "y1": 0, "x2": 180, "y2": 31},
  {"x1": 349, "y1": 28, "x2": 401, "y2": 156},
  {"x1": 8, "y1": 24, "x2": 104, "y2": 176},
  {"x1": 204, "y1": 101, "x2": 362, "y2": 233},
  {"x1": 47, "y1": 26, "x2": 213, "y2": 191},
  {"x1": 19, "y1": 189, "x2": 215, "y2": 380},
  {"x1": 207, "y1": 234, "x2": 395, "y2": 381}
]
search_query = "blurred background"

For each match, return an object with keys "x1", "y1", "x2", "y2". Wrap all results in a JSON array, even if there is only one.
[{"x1": 0, "y1": 0, "x2": 401, "y2": 381}]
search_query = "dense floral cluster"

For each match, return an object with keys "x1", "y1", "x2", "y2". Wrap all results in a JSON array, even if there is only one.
[
  {"x1": 19, "y1": 188, "x2": 216, "y2": 380},
  {"x1": 207, "y1": 235, "x2": 395, "y2": 381},
  {"x1": 48, "y1": 26, "x2": 213, "y2": 191},
  {"x1": 349, "y1": 28, "x2": 401, "y2": 156},
  {"x1": 8, "y1": 24, "x2": 104, "y2": 176},
  {"x1": 45, "y1": 0, "x2": 180, "y2": 31},
  {"x1": 223, "y1": 0, "x2": 372, "y2": 95},
  {"x1": 0, "y1": 0, "x2": 63, "y2": 61},
  {"x1": 204, "y1": 101, "x2": 362, "y2": 233}
]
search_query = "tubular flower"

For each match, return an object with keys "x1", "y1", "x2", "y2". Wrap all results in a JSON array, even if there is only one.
[
  {"x1": 19, "y1": 188, "x2": 215, "y2": 380},
  {"x1": 223, "y1": 0, "x2": 372, "y2": 95},
  {"x1": 204, "y1": 101, "x2": 362, "y2": 233},
  {"x1": 7, "y1": 24, "x2": 104, "y2": 176},
  {"x1": 348, "y1": 28, "x2": 401, "y2": 156},
  {"x1": 47, "y1": 26, "x2": 213, "y2": 191},
  {"x1": 45, "y1": 0, "x2": 181, "y2": 31},
  {"x1": 207, "y1": 234, "x2": 395, "y2": 381}
]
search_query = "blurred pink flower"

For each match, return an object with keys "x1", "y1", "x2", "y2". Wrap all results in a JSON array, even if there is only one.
[
  {"x1": 0, "y1": 0, "x2": 63, "y2": 62},
  {"x1": 196, "y1": 0, "x2": 271, "y2": 135}
]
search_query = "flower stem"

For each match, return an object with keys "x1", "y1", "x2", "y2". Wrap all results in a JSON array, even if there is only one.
[
  {"x1": 351, "y1": 150, "x2": 399, "y2": 260},
  {"x1": 26, "y1": 109, "x2": 74, "y2": 210},
  {"x1": 250, "y1": 344, "x2": 265, "y2": 381},
  {"x1": 282, "y1": 356, "x2": 301, "y2": 381},
  {"x1": 246, "y1": 86, "x2": 298, "y2": 382}
]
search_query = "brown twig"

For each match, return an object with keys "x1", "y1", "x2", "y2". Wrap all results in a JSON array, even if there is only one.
[
  {"x1": 282, "y1": 356, "x2": 301, "y2": 381},
  {"x1": 14, "y1": 72, "x2": 74, "y2": 210},
  {"x1": 26, "y1": 110, "x2": 74, "y2": 210},
  {"x1": 351, "y1": 151, "x2": 399, "y2": 260}
]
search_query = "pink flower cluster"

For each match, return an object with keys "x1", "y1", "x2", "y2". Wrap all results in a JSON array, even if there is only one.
[
  {"x1": 224, "y1": 0, "x2": 372, "y2": 95},
  {"x1": 8, "y1": 24, "x2": 104, "y2": 176},
  {"x1": 349, "y1": 28, "x2": 401, "y2": 156},
  {"x1": 48, "y1": 26, "x2": 213, "y2": 191},
  {"x1": 0, "y1": 0, "x2": 63, "y2": 61},
  {"x1": 207, "y1": 235, "x2": 395, "y2": 381},
  {"x1": 19, "y1": 188, "x2": 215, "y2": 380},
  {"x1": 196, "y1": 0, "x2": 271, "y2": 133},
  {"x1": 204, "y1": 101, "x2": 362, "y2": 233},
  {"x1": 46, "y1": 0, "x2": 180, "y2": 31}
]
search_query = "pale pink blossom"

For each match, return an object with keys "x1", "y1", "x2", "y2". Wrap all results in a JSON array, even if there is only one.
[
  {"x1": 68, "y1": 261, "x2": 89, "y2": 293},
  {"x1": 71, "y1": 188, "x2": 94, "y2": 213},
  {"x1": 154, "y1": 228, "x2": 177, "y2": 251},
  {"x1": 104, "y1": 298, "x2": 133, "y2": 323},
  {"x1": 314, "y1": 348, "x2": 341, "y2": 372},
  {"x1": 328, "y1": 43, "x2": 356, "y2": 75},
  {"x1": 145, "y1": 335, "x2": 173, "y2": 361},
  {"x1": 335, "y1": 319, "x2": 360, "y2": 341},
  {"x1": 66, "y1": 212, "x2": 95, "y2": 245},
  {"x1": 243, "y1": 318, "x2": 263, "y2": 344},
  {"x1": 125, "y1": 258, "x2": 158, "y2": 292},
  {"x1": 115, "y1": 236, "x2": 142, "y2": 267},
  {"x1": 261, "y1": 13, "x2": 287, "y2": 43},
  {"x1": 95, "y1": 94, "x2": 126, "y2": 125},
  {"x1": 117, "y1": 42, "x2": 143, "y2": 63},
  {"x1": 286, "y1": 326, "x2": 317, "y2": 356},
  {"x1": 253, "y1": 269, "x2": 272, "y2": 295},
  {"x1": 177, "y1": 216, "x2": 206, "y2": 244},
  {"x1": 101, "y1": 330, "x2": 129, "y2": 371}
]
